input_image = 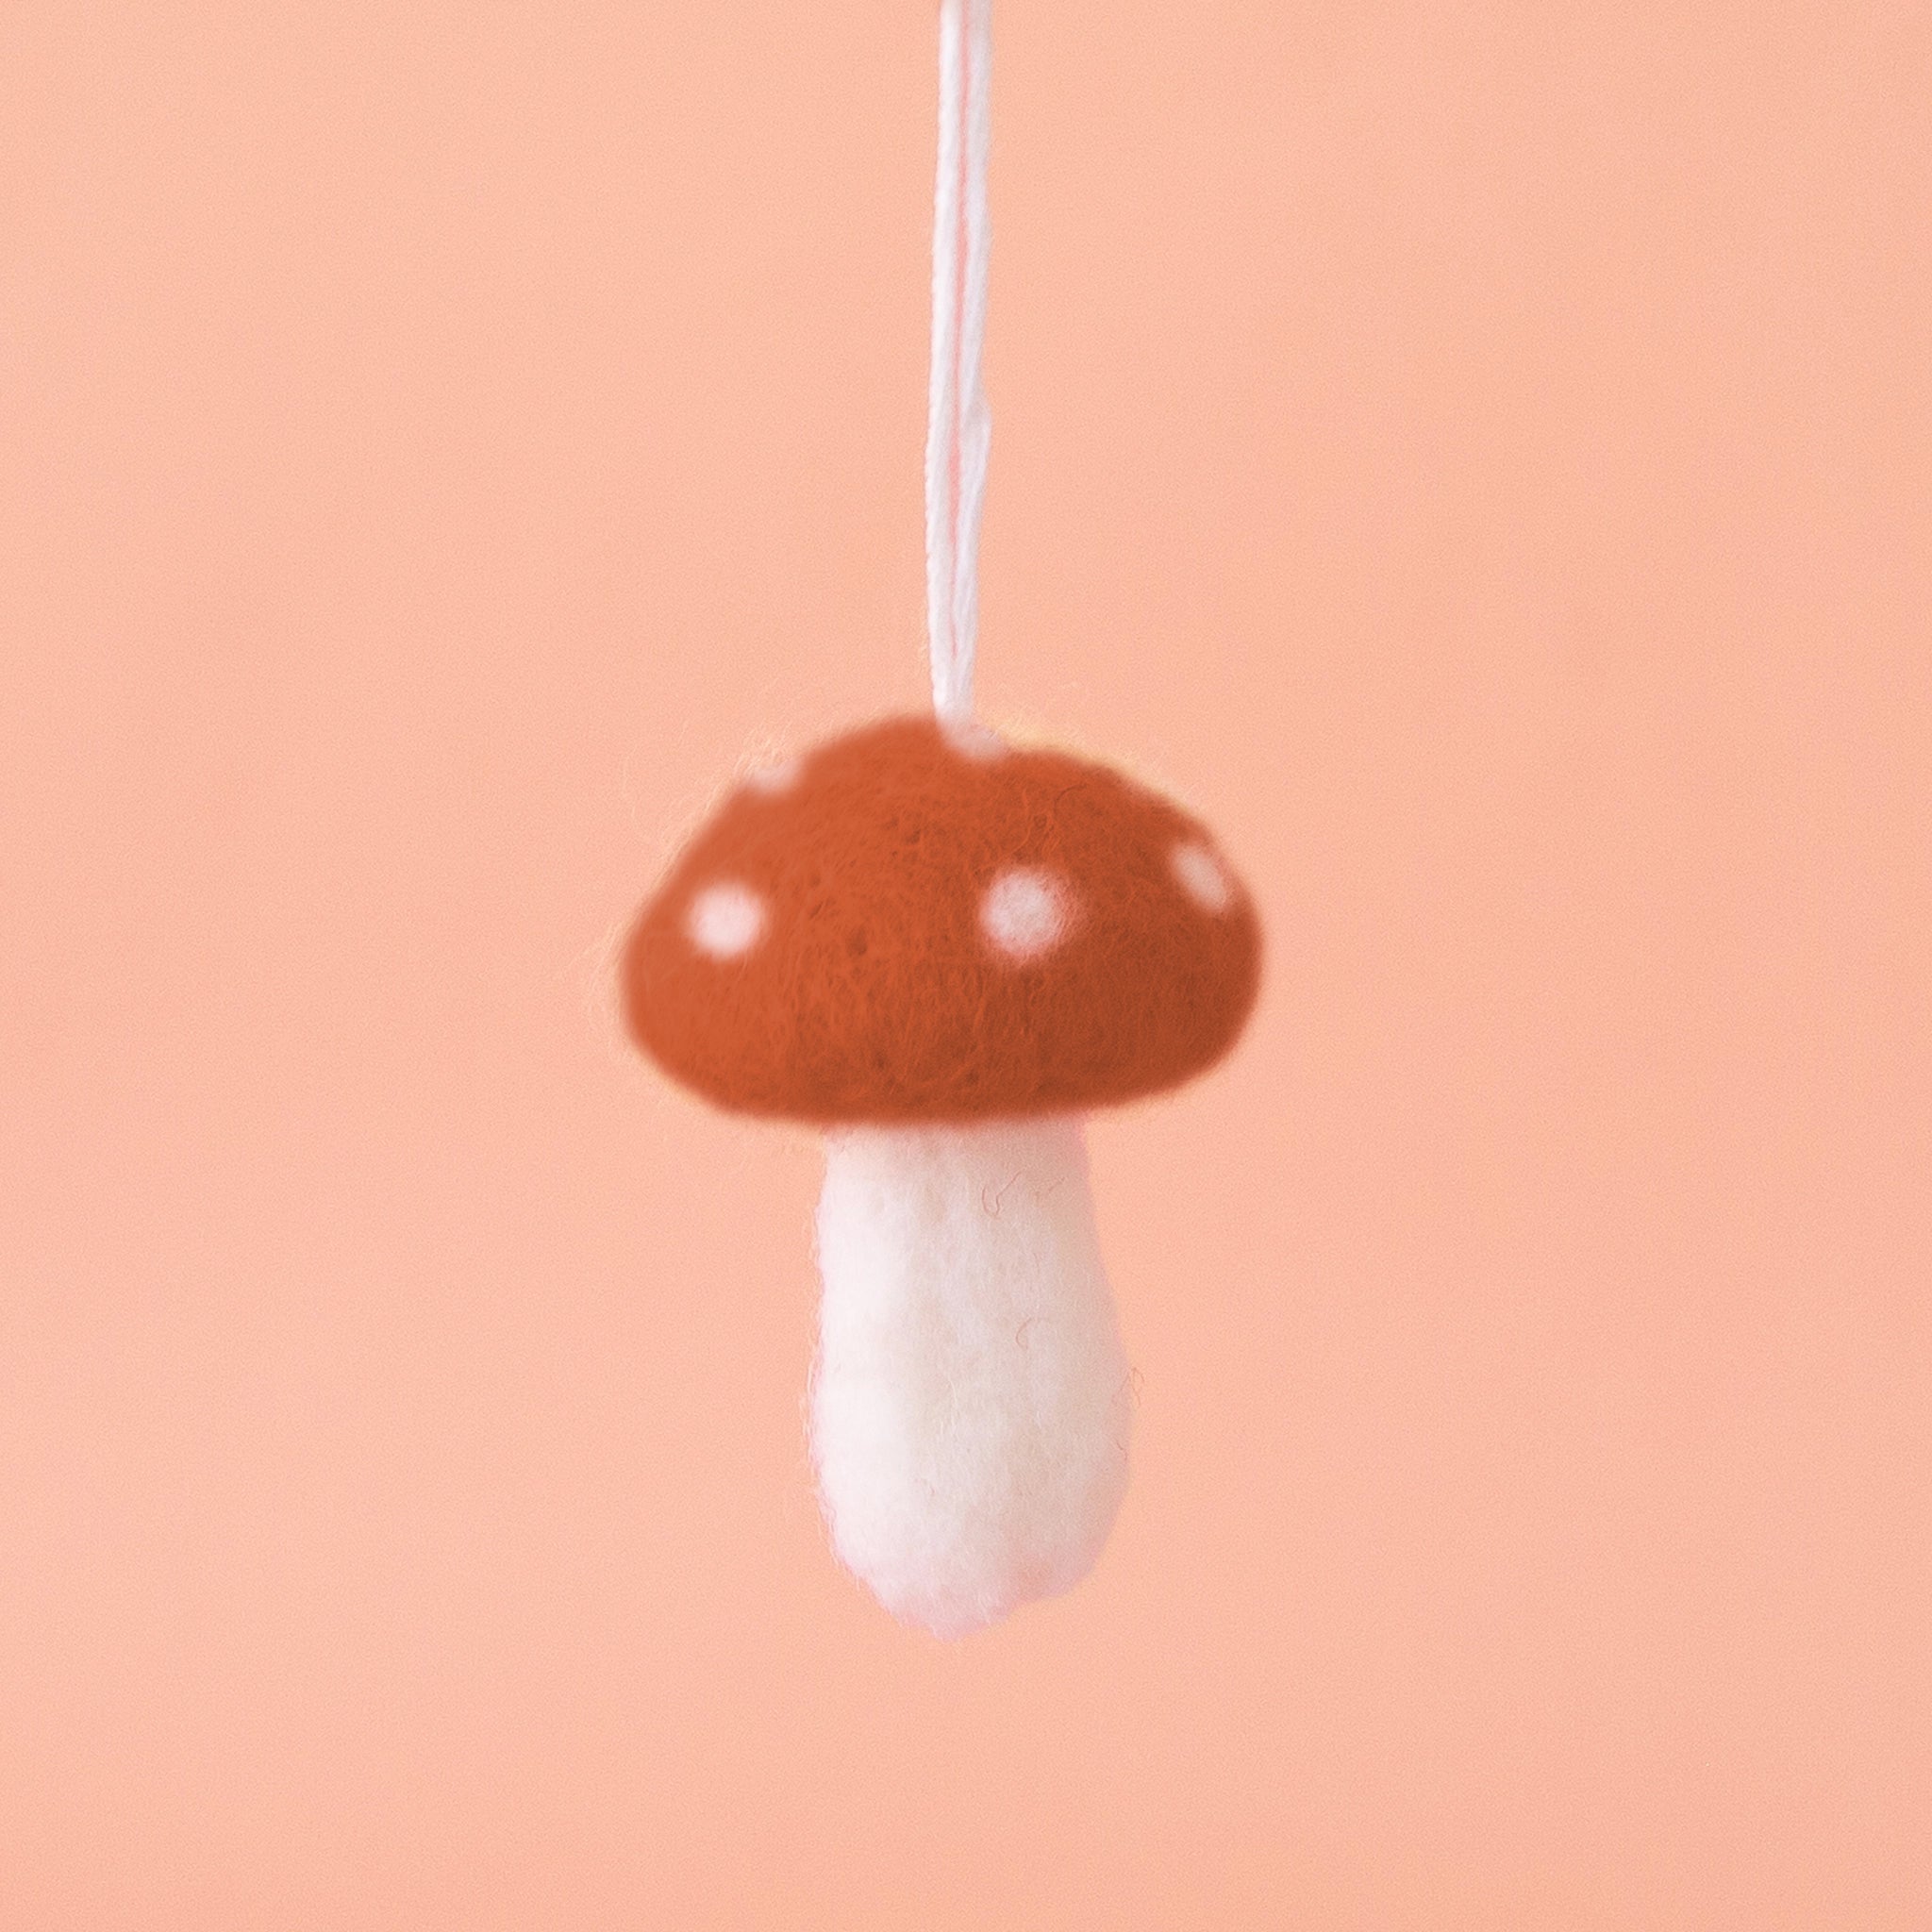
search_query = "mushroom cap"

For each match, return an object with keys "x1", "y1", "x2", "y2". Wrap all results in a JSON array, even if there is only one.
[{"x1": 621, "y1": 715, "x2": 1261, "y2": 1124}]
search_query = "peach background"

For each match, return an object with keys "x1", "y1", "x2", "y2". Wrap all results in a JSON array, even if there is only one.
[{"x1": 4, "y1": 2, "x2": 1929, "y2": 1924}]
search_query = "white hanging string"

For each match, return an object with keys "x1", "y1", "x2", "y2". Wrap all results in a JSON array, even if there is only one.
[{"x1": 924, "y1": 0, "x2": 992, "y2": 719}]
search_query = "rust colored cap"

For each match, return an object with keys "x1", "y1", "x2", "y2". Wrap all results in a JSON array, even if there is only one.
[{"x1": 621, "y1": 715, "x2": 1261, "y2": 1124}]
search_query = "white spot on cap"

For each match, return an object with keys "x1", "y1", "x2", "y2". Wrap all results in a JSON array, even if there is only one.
[
  {"x1": 941, "y1": 718, "x2": 1008, "y2": 762},
  {"x1": 742, "y1": 755, "x2": 803, "y2": 796},
  {"x1": 1171, "y1": 840, "x2": 1234, "y2": 914},
  {"x1": 687, "y1": 881, "x2": 767, "y2": 958},
  {"x1": 981, "y1": 867, "x2": 1074, "y2": 962}
]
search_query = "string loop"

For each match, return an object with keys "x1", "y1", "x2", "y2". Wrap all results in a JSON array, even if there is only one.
[{"x1": 925, "y1": 0, "x2": 992, "y2": 719}]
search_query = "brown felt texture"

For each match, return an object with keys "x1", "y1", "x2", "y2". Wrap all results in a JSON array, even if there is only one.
[{"x1": 621, "y1": 716, "x2": 1262, "y2": 1124}]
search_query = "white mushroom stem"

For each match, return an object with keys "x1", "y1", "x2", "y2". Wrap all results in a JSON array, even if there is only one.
[{"x1": 810, "y1": 1115, "x2": 1132, "y2": 1639}]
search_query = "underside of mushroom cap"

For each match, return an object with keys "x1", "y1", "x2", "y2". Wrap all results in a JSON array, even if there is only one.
[{"x1": 621, "y1": 715, "x2": 1261, "y2": 1124}]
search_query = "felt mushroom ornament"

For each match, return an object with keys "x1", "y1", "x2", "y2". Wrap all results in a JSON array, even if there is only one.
[{"x1": 619, "y1": 0, "x2": 1261, "y2": 1637}]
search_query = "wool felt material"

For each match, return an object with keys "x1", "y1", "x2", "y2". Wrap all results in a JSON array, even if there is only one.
[
  {"x1": 621, "y1": 715, "x2": 1261, "y2": 1124},
  {"x1": 811, "y1": 1116, "x2": 1130, "y2": 1640},
  {"x1": 614, "y1": 1, "x2": 1265, "y2": 1639}
]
